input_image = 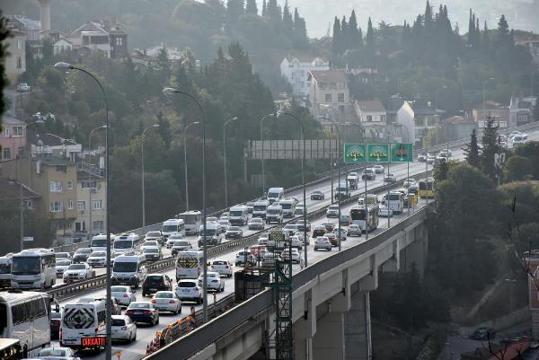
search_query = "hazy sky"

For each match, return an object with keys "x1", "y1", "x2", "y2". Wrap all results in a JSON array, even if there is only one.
[{"x1": 264, "y1": 0, "x2": 538, "y2": 38}]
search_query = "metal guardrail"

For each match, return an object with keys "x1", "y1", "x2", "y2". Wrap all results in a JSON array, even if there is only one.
[{"x1": 148, "y1": 207, "x2": 429, "y2": 359}]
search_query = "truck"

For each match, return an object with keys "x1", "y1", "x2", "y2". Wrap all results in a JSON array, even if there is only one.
[
  {"x1": 266, "y1": 204, "x2": 283, "y2": 224},
  {"x1": 252, "y1": 200, "x2": 270, "y2": 219},
  {"x1": 347, "y1": 172, "x2": 359, "y2": 190},
  {"x1": 279, "y1": 198, "x2": 297, "y2": 219}
]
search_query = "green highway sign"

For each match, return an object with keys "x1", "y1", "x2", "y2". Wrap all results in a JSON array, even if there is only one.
[
  {"x1": 367, "y1": 144, "x2": 389, "y2": 162},
  {"x1": 343, "y1": 144, "x2": 366, "y2": 164},
  {"x1": 391, "y1": 143, "x2": 413, "y2": 162}
]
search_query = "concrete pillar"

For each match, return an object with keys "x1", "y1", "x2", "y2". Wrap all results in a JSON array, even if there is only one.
[
  {"x1": 313, "y1": 310, "x2": 345, "y2": 360},
  {"x1": 402, "y1": 225, "x2": 427, "y2": 277},
  {"x1": 344, "y1": 290, "x2": 372, "y2": 360},
  {"x1": 294, "y1": 290, "x2": 316, "y2": 360}
]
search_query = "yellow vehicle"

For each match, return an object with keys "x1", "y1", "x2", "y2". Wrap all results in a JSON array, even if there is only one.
[{"x1": 418, "y1": 179, "x2": 434, "y2": 199}]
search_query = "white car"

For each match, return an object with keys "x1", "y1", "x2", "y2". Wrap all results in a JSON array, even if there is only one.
[
  {"x1": 166, "y1": 233, "x2": 184, "y2": 248},
  {"x1": 373, "y1": 164, "x2": 385, "y2": 174},
  {"x1": 295, "y1": 205, "x2": 305, "y2": 216},
  {"x1": 198, "y1": 271, "x2": 225, "y2": 292},
  {"x1": 142, "y1": 246, "x2": 162, "y2": 262},
  {"x1": 225, "y1": 226, "x2": 243, "y2": 239},
  {"x1": 219, "y1": 212, "x2": 229, "y2": 220},
  {"x1": 151, "y1": 291, "x2": 182, "y2": 314},
  {"x1": 55, "y1": 252, "x2": 72, "y2": 261},
  {"x1": 218, "y1": 219, "x2": 231, "y2": 232},
  {"x1": 235, "y1": 250, "x2": 256, "y2": 267},
  {"x1": 176, "y1": 280, "x2": 203, "y2": 304},
  {"x1": 63, "y1": 263, "x2": 95, "y2": 283},
  {"x1": 144, "y1": 231, "x2": 164, "y2": 244},
  {"x1": 171, "y1": 240, "x2": 193, "y2": 256},
  {"x1": 141, "y1": 240, "x2": 159, "y2": 249},
  {"x1": 111, "y1": 315, "x2": 137, "y2": 343},
  {"x1": 379, "y1": 206, "x2": 393, "y2": 217},
  {"x1": 211, "y1": 260, "x2": 233, "y2": 278},
  {"x1": 55, "y1": 259, "x2": 72, "y2": 278},
  {"x1": 248, "y1": 217, "x2": 265, "y2": 230},
  {"x1": 403, "y1": 179, "x2": 417, "y2": 188},
  {"x1": 281, "y1": 248, "x2": 303, "y2": 265},
  {"x1": 384, "y1": 173, "x2": 397, "y2": 183},
  {"x1": 87, "y1": 251, "x2": 107, "y2": 267},
  {"x1": 111, "y1": 285, "x2": 137, "y2": 306},
  {"x1": 326, "y1": 204, "x2": 340, "y2": 218},
  {"x1": 258, "y1": 235, "x2": 269, "y2": 245},
  {"x1": 288, "y1": 235, "x2": 303, "y2": 249},
  {"x1": 37, "y1": 346, "x2": 79, "y2": 360},
  {"x1": 348, "y1": 224, "x2": 362, "y2": 237},
  {"x1": 314, "y1": 237, "x2": 332, "y2": 251}
]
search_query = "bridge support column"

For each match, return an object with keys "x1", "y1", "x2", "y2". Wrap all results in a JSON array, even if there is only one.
[
  {"x1": 312, "y1": 310, "x2": 345, "y2": 360},
  {"x1": 344, "y1": 289, "x2": 372, "y2": 360},
  {"x1": 401, "y1": 224, "x2": 428, "y2": 277},
  {"x1": 294, "y1": 290, "x2": 316, "y2": 360}
]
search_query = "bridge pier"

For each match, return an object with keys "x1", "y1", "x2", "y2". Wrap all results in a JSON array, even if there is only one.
[
  {"x1": 401, "y1": 223, "x2": 428, "y2": 277},
  {"x1": 313, "y1": 306, "x2": 346, "y2": 360}
]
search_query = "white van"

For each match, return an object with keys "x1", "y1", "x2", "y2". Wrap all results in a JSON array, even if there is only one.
[
  {"x1": 90, "y1": 234, "x2": 108, "y2": 252},
  {"x1": 111, "y1": 254, "x2": 147, "y2": 288},
  {"x1": 61, "y1": 299, "x2": 106, "y2": 350},
  {"x1": 267, "y1": 187, "x2": 285, "y2": 204},
  {"x1": 162, "y1": 219, "x2": 185, "y2": 238},
  {"x1": 279, "y1": 198, "x2": 297, "y2": 218},
  {"x1": 197, "y1": 222, "x2": 223, "y2": 247},
  {"x1": 252, "y1": 200, "x2": 270, "y2": 219},
  {"x1": 176, "y1": 251, "x2": 204, "y2": 280},
  {"x1": 229, "y1": 205, "x2": 249, "y2": 226},
  {"x1": 266, "y1": 204, "x2": 283, "y2": 224},
  {"x1": 112, "y1": 237, "x2": 137, "y2": 257}
]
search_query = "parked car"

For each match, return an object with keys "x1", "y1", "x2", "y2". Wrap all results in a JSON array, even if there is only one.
[
  {"x1": 111, "y1": 285, "x2": 137, "y2": 307},
  {"x1": 248, "y1": 217, "x2": 265, "y2": 231},
  {"x1": 314, "y1": 237, "x2": 332, "y2": 251},
  {"x1": 210, "y1": 260, "x2": 233, "y2": 278},
  {"x1": 16, "y1": 82, "x2": 31, "y2": 92},
  {"x1": 175, "y1": 280, "x2": 203, "y2": 304},
  {"x1": 72, "y1": 248, "x2": 92, "y2": 263},
  {"x1": 198, "y1": 271, "x2": 225, "y2": 292},
  {"x1": 63, "y1": 263, "x2": 95, "y2": 283},
  {"x1": 384, "y1": 173, "x2": 397, "y2": 183},
  {"x1": 111, "y1": 315, "x2": 137, "y2": 343},
  {"x1": 142, "y1": 273, "x2": 173, "y2": 297},
  {"x1": 151, "y1": 291, "x2": 182, "y2": 314},
  {"x1": 125, "y1": 302, "x2": 159, "y2": 325},
  {"x1": 373, "y1": 164, "x2": 385, "y2": 174},
  {"x1": 348, "y1": 224, "x2": 362, "y2": 237},
  {"x1": 310, "y1": 190, "x2": 325, "y2": 200},
  {"x1": 225, "y1": 226, "x2": 244, "y2": 239},
  {"x1": 171, "y1": 240, "x2": 192, "y2": 256}
]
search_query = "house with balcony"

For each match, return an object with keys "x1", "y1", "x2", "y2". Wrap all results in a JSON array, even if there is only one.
[
  {"x1": 308, "y1": 69, "x2": 351, "y2": 123},
  {"x1": 75, "y1": 167, "x2": 106, "y2": 236},
  {"x1": 509, "y1": 96, "x2": 537, "y2": 126},
  {"x1": 28, "y1": 132, "x2": 82, "y2": 161},
  {"x1": 472, "y1": 101, "x2": 510, "y2": 129},
  {"x1": 281, "y1": 56, "x2": 329, "y2": 98},
  {"x1": 354, "y1": 99, "x2": 387, "y2": 140},
  {"x1": 65, "y1": 20, "x2": 128, "y2": 59},
  {"x1": 0, "y1": 116, "x2": 27, "y2": 162}
]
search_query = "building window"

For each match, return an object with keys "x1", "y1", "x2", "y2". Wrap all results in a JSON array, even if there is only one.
[
  {"x1": 17, "y1": 39, "x2": 22, "y2": 49},
  {"x1": 2, "y1": 148, "x2": 11, "y2": 160},
  {"x1": 338, "y1": 93, "x2": 345, "y2": 103},
  {"x1": 367, "y1": 115, "x2": 373, "y2": 122},
  {"x1": 82, "y1": 181, "x2": 97, "y2": 189},
  {"x1": 93, "y1": 221, "x2": 104, "y2": 232},
  {"x1": 67, "y1": 200, "x2": 74, "y2": 210},
  {"x1": 49, "y1": 181, "x2": 62, "y2": 192},
  {"x1": 93, "y1": 200, "x2": 103, "y2": 209},
  {"x1": 325, "y1": 94, "x2": 332, "y2": 102},
  {"x1": 49, "y1": 201, "x2": 63, "y2": 213},
  {"x1": 24, "y1": 200, "x2": 33, "y2": 209},
  {"x1": 116, "y1": 37, "x2": 123, "y2": 46},
  {"x1": 16, "y1": 57, "x2": 22, "y2": 69},
  {"x1": 13, "y1": 126, "x2": 23, "y2": 136},
  {"x1": 18, "y1": 147, "x2": 25, "y2": 158},
  {"x1": 381, "y1": 115, "x2": 386, "y2": 123},
  {"x1": 67, "y1": 181, "x2": 73, "y2": 190},
  {"x1": 3, "y1": 127, "x2": 10, "y2": 136},
  {"x1": 77, "y1": 201, "x2": 86, "y2": 211}
]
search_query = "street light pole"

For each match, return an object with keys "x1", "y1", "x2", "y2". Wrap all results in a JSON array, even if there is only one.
[
  {"x1": 163, "y1": 87, "x2": 209, "y2": 322},
  {"x1": 281, "y1": 111, "x2": 308, "y2": 266},
  {"x1": 223, "y1": 116, "x2": 238, "y2": 208},
  {"x1": 183, "y1": 122, "x2": 200, "y2": 211},
  {"x1": 55, "y1": 62, "x2": 112, "y2": 360},
  {"x1": 328, "y1": 120, "x2": 343, "y2": 251},
  {"x1": 88, "y1": 125, "x2": 106, "y2": 238},
  {"x1": 259, "y1": 113, "x2": 275, "y2": 197},
  {"x1": 141, "y1": 124, "x2": 160, "y2": 227}
]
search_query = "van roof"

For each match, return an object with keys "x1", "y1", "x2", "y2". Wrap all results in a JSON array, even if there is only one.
[
  {"x1": 230, "y1": 205, "x2": 247, "y2": 210},
  {"x1": 113, "y1": 255, "x2": 143, "y2": 262},
  {"x1": 163, "y1": 218, "x2": 183, "y2": 224}
]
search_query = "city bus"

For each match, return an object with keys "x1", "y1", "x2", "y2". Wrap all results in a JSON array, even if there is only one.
[
  {"x1": 418, "y1": 179, "x2": 435, "y2": 199},
  {"x1": 178, "y1": 211, "x2": 203, "y2": 236},
  {"x1": 175, "y1": 251, "x2": 204, "y2": 281},
  {"x1": 350, "y1": 206, "x2": 379, "y2": 233},
  {"x1": 11, "y1": 249, "x2": 56, "y2": 289},
  {"x1": 0, "y1": 290, "x2": 51, "y2": 351}
]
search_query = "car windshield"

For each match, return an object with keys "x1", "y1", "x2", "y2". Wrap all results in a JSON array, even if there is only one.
[
  {"x1": 11, "y1": 257, "x2": 40, "y2": 275},
  {"x1": 129, "y1": 303, "x2": 150, "y2": 309},
  {"x1": 267, "y1": 209, "x2": 280, "y2": 214},
  {"x1": 281, "y1": 203, "x2": 292, "y2": 209},
  {"x1": 162, "y1": 225, "x2": 178, "y2": 232},
  {"x1": 144, "y1": 248, "x2": 158, "y2": 253},
  {"x1": 229, "y1": 211, "x2": 244, "y2": 216},
  {"x1": 111, "y1": 318, "x2": 126, "y2": 326},
  {"x1": 91, "y1": 239, "x2": 107, "y2": 247},
  {"x1": 91, "y1": 252, "x2": 106, "y2": 257},
  {"x1": 253, "y1": 205, "x2": 267, "y2": 211},
  {"x1": 155, "y1": 292, "x2": 173, "y2": 298},
  {"x1": 39, "y1": 349, "x2": 67, "y2": 356},
  {"x1": 200, "y1": 229, "x2": 216, "y2": 236},
  {"x1": 57, "y1": 260, "x2": 71, "y2": 266},
  {"x1": 388, "y1": 194, "x2": 401, "y2": 200},
  {"x1": 76, "y1": 248, "x2": 92, "y2": 254},
  {"x1": 144, "y1": 241, "x2": 158, "y2": 246},
  {"x1": 67, "y1": 264, "x2": 85, "y2": 270},
  {"x1": 179, "y1": 281, "x2": 196, "y2": 288},
  {"x1": 114, "y1": 240, "x2": 133, "y2": 249},
  {"x1": 173, "y1": 241, "x2": 189, "y2": 246},
  {"x1": 0, "y1": 262, "x2": 10, "y2": 274},
  {"x1": 111, "y1": 286, "x2": 127, "y2": 292},
  {"x1": 146, "y1": 276, "x2": 164, "y2": 285},
  {"x1": 113, "y1": 262, "x2": 137, "y2": 272},
  {"x1": 147, "y1": 232, "x2": 161, "y2": 237},
  {"x1": 229, "y1": 227, "x2": 240, "y2": 231},
  {"x1": 213, "y1": 261, "x2": 227, "y2": 265}
]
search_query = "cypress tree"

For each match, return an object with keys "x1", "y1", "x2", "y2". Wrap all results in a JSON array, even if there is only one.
[
  {"x1": 262, "y1": 0, "x2": 267, "y2": 17},
  {"x1": 348, "y1": 10, "x2": 360, "y2": 50},
  {"x1": 341, "y1": 15, "x2": 348, "y2": 50},
  {"x1": 332, "y1": 17, "x2": 342, "y2": 54},
  {"x1": 245, "y1": 0, "x2": 257, "y2": 15},
  {"x1": 293, "y1": 8, "x2": 308, "y2": 48},
  {"x1": 464, "y1": 129, "x2": 480, "y2": 168},
  {"x1": 226, "y1": 0, "x2": 245, "y2": 32},
  {"x1": 282, "y1": 1, "x2": 294, "y2": 36},
  {"x1": 0, "y1": 13, "x2": 10, "y2": 123},
  {"x1": 480, "y1": 116, "x2": 502, "y2": 182},
  {"x1": 366, "y1": 17, "x2": 375, "y2": 52},
  {"x1": 482, "y1": 21, "x2": 490, "y2": 51},
  {"x1": 266, "y1": 0, "x2": 281, "y2": 23}
]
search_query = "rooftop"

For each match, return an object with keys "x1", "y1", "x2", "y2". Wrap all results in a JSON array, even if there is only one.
[
  {"x1": 28, "y1": 131, "x2": 78, "y2": 147},
  {"x1": 0, "y1": 178, "x2": 40, "y2": 201},
  {"x1": 355, "y1": 99, "x2": 386, "y2": 113},
  {"x1": 1, "y1": 115, "x2": 25, "y2": 126},
  {"x1": 309, "y1": 70, "x2": 347, "y2": 83}
]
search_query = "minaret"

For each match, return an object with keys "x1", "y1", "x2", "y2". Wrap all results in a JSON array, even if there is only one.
[{"x1": 38, "y1": 0, "x2": 51, "y2": 37}]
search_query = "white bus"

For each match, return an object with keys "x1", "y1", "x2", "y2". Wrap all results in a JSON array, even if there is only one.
[
  {"x1": 11, "y1": 249, "x2": 56, "y2": 289},
  {"x1": 176, "y1": 251, "x2": 204, "y2": 281},
  {"x1": 387, "y1": 191, "x2": 405, "y2": 214},
  {"x1": 61, "y1": 299, "x2": 106, "y2": 351},
  {"x1": 162, "y1": 219, "x2": 186, "y2": 239},
  {"x1": 178, "y1": 211, "x2": 203, "y2": 235},
  {"x1": 350, "y1": 206, "x2": 379, "y2": 233},
  {"x1": 0, "y1": 290, "x2": 51, "y2": 351},
  {"x1": 0, "y1": 255, "x2": 12, "y2": 288}
]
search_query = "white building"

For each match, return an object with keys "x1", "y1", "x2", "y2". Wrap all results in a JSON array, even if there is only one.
[
  {"x1": 4, "y1": 26, "x2": 26, "y2": 84},
  {"x1": 308, "y1": 70, "x2": 351, "y2": 122},
  {"x1": 395, "y1": 101, "x2": 415, "y2": 144},
  {"x1": 354, "y1": 100, "x2": 388, "y2": 140},
  {"x1": 280, "y1": 56, "x2": 329, "y2": 98},
  {"x1": 509, "y1": 96, "x2": 537, "y2": 126},
  {"x1": 53, "y1": 37, "x2": 73, "y2": 55}
]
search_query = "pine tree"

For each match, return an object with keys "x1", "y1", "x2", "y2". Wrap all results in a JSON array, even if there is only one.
[
  {"x1": 348, "y1": 10, "x2": 360, "y2": 50},
  {"x1": 245, "y1": 0, "x2": 257, "y2": 15},
  {"x1": 282, "y1": 1, "x2": 294, "y2": 36},
  {"x1": 480, "y1": 116, "x2": 502, "y2": 182},
  {"x1": 366, "y1": 17, "x2": 375, "y2": 54},
  {"x1": 464, "y1": 129, "x2": 480, "y2": 168},
  {"x1": 332, "y1": 17, "x2": 342, "y2": 54},
  {"x1": 293, "y1": 8, "x2": 308, "y2": 48},
  {"x1": 497, "y1": 14, "x2": 511, "y2": 47},
  {"x1": 482, "y1": 21, "x2": 490, "y2": 51}
]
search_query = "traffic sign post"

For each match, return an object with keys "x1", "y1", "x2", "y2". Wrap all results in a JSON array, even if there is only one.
[
  {"x1": 367, "y1": 144, "x2": 389, "y2": 162},
  {"x1": 343, "y1": 144, "x2": 366, "y2": 164},
  {"x1": 390, "y1": 143, "x2": 413, "y2": 162}
]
